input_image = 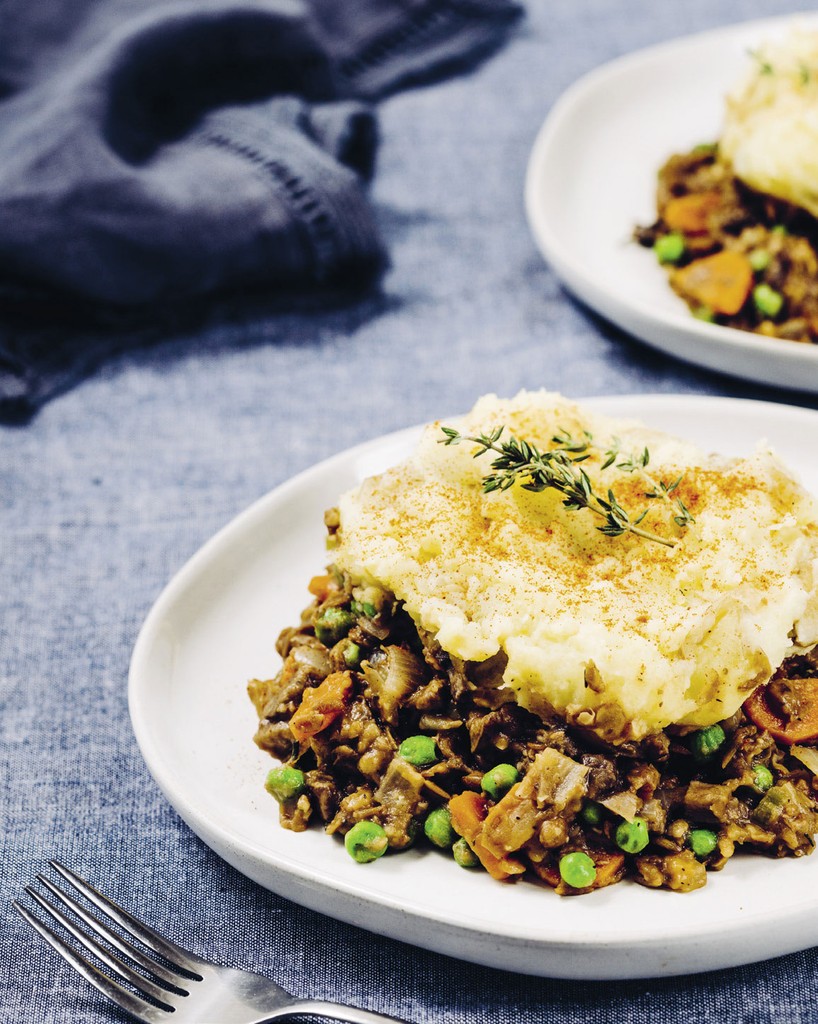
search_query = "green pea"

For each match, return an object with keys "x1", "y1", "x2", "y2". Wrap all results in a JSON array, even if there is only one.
[
  {"x1": 771, "y1": 224, "x2": 788, "y2": 236},
  {"x1": 692, "y1": 305, "x2": 716, "y2": 323},
  {"x1": 264, "y1": 766, "x2": 306, "y2": 803},
  {"x1": 615, "y1": 817, "x2": 650, "y2": 854},
  {"x1": 452, "y1": 838, "x2": 480, "y2": 869},
  {"x1": 688, "y1": 828, "x2": 719, "y2": 859},
  {"x1": 558, "y1": 851, "x2": 597, "y2": 889},
  {"x1": 753, "y1": 283, "x2": 784, "y2": 319},
  {"x1": 481, "y1": 763, "x2": 520, "y2": 801},
  {"x1": 748, "y1": 249, "x2": 771, "y2": 272},
  {"x1": 342, "y1": 641, "x2": 362, "y2": 669},
  {"x1": 689, "y1": 724, "x2": 726, "y2": 763},
  {"x1": 424, "y1": 807, "x2": 457, "y2": 849},
  {"x1": 751, "y1": 762, "x2": 773, "y2": 794},
  {"x1": 579, "y1": 800, "x2": 604, "y2": 827},
  {"x1": 654, "y1": 232, "x2": 686, "y2": 264},
  {"x1": 344, "y1": 821, "x2": 388, "y2": 863},
  {"x1": 314, "y1": 606, "x2": 356, "y2": 646},
  {"x1": 351, "y1": 599, "x2": 378, "y2": 619},
  {"x1": 399, "y1": 735, "x2": 439, "y2": 768}
]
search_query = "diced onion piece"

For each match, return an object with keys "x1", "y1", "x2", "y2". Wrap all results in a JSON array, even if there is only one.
[
  {"x1": 363, "y1": 646, "x2": 425, "y2": 724},
  {"x1": 290, "y1": 643, "x2": 332, "y2": 677},
  {"x1": 790, "y1": 744, "x2": 818, "y2": 775},
  {"x1": 599, "y1": 790, "x2": 641, "y2": 822}
]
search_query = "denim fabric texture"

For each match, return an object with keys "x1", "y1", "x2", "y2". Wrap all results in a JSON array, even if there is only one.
[
  {"x1": 4, "y1": 1, "x2": 818, "y2": 1022},
  {"x1": 0, "y1": 0, "x2": 521, "y2": 418}
]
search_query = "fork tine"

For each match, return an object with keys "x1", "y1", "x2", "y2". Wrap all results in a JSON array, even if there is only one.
[
  {"x1": 12, "y1": 900, "x2": 171, "y2": 1024},
  {"x1": 51, "y1": 860, "x2": 203, "y2": 978},
  {"x1": 34, "y1": 875, "x2": 189, "y2": 991},
  {"x1": 26, "y1": 884, "x2": 183, "y2": 1007}
]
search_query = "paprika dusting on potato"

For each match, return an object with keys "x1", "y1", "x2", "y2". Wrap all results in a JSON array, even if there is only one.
[{"x1": 335, "y1": 391, "x2": 818, "y2": 743}]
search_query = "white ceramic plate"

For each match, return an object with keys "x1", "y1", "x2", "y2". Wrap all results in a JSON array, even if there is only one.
[
  {"x1": 129, "y1": 395, "x2": 818, "y2": 980},
  {"x1": 525, "y1": 14, "x2": 818, "y2": 392}
]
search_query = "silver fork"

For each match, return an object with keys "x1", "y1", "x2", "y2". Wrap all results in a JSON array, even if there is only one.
[{"x1": 13, "y1": 861, "x2": 412, "y2": 1024}]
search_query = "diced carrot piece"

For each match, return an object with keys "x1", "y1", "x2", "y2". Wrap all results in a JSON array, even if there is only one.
[
  {"x1": 308, "y1": 573, "x2": 337, "y2": 601},
  {"x1": 744, "y1": 677, "x2": 818, "y2": 744},
  {"x1": 289, "y1": 670, "x2": 353, "y2": 743},
  {"x1": 448, "y1": 791, "x2": 489, "y2": 842},
  {"x1": 449, "y1": 791, "x2": 525, "y2": 881},
  {"x1": 672, "y1": 250, "x2": 753, "y2": 316},
  {"x1": 472, "y1": 835, "x2": 526, "y2": 881},
  {"x1": 663, "y1": 192, "x2": 721, "y2": 234}
]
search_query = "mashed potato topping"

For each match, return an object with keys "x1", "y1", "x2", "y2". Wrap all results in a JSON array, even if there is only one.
[
  {"x1": 334, "y1": 392, "x2": 818, "y2": 742},
  {"x1": 721, "y1": 28, "x2": 818, "y2": 218}
]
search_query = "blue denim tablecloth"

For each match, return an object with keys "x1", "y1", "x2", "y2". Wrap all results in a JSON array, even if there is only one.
[{"x1": 4, "y1": 1, "x2": 818, "y2": 1022}]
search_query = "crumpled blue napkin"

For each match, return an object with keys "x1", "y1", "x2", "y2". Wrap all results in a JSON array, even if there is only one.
[{"x1": 0, "y1": 0, "x2": 521, "y2": 420}]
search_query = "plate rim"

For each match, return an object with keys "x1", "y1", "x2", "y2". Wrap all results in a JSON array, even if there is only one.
[
  {"x1": 523, "y1": 12, "x2": 818, "y2": 389},
  {"x1": 128, "y1": 393, "x2": 818, "y2": 978}
]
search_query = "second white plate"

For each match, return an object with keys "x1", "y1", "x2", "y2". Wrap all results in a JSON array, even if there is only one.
[
  {"x1": 525, "y1": 14, "x2": 818, "y2": 392},
  {"x1": 129, "y1": 395, "x2": 818, "y2": 980}
]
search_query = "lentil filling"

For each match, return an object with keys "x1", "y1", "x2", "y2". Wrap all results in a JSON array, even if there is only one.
[
  {"x1": 248, "y1": 532, "x2": 818, "y2": 896},
  {"x1": 635, "y1": 143, "x2": 818, "y2": 344}
]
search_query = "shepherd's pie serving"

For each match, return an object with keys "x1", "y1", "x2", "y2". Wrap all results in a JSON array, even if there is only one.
[
  {"x1": 248, "y1": 392, "x2": 818, "y2": 894},
  {"x1": 637, "y1": 28, "x2": 818, "y2": 345}
]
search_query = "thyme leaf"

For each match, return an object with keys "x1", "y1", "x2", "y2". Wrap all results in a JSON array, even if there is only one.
[
  {"x1": 439, "y1": 424, "x2": 695, "y2": 548},
  {"x1": 747, "y1": 48, "x2": 774, "y2": 76}
]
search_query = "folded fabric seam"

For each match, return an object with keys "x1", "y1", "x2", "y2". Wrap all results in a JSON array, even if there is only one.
[
  {"x1": 336, "y1": 0, "x2": 522, "y2": 96},
  {"x1": 194, "y1": 110, "x2": 384, "y2": 286},
  {"x1": 198, "y1": 131, "x2": 353, "y2": 285}
]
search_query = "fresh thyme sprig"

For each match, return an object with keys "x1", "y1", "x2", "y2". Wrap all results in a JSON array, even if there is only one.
[
  {"x1": 745, "y1": 48, "x2": 815, "y2": 85},
  {"x1": 553, "y1": 430, "x2": 695, "y2": 529},
  {"x1": 439, "y1": 425, "x2": 694, "y2": 548},
  {"x1": 747, "y1": 48, "x2": 775, "y2": 76}
]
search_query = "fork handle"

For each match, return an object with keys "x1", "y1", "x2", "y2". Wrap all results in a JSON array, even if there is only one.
[{"x1": 275, "y1": 999, "x2": 412, "y2": 1023}]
